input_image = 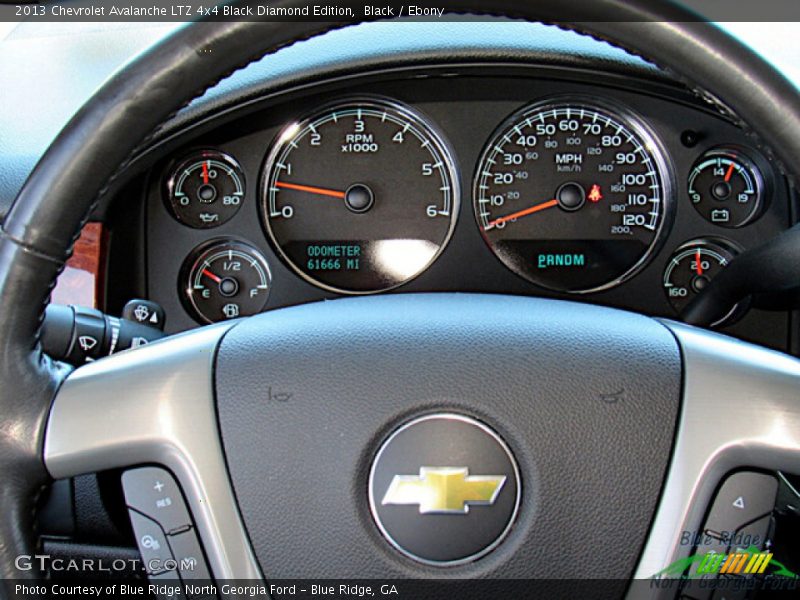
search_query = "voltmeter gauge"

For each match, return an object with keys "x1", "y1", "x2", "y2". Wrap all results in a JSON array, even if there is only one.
[
  {"x1": 688, "y1": 148, "x2": 764, "y2": 228},
  {"x1": 166, "y1": 150, "x2": 245, "y2": 228},
  {"x1": 663, "y1": 238, "x2": 744, "y2": 326},
  {"x1": 181, "y1": 240, "x2": 271, "y2": 324}
]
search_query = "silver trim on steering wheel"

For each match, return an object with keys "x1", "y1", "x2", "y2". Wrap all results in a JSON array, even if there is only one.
[
  {"x1": 43, "y1": 323, "x2": 261, "y2": 580},
  {"x1": 633, "y1": 320, "x2": 800, "y2": 589},
  {"x1": 42, "y1": 313, "x2": 800, "y2": 586}
]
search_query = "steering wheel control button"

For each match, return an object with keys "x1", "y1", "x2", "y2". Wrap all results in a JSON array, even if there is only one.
[
  {"x1": 734, "y1": 514, "x2": 773, "y2": 552},
  {"x1": 166, "y1": 530, "x2": 212, "y2": 581},
  {"x1": 127, "y1": 510, "x2": 174, "y2": 575},
  {"x1": 703, "y1": 471, "x2": 778, "y2": 536},
  {"x1": 122, "y1": 299, "x2": 166, "y2": 330},
  {"x1": 122, "y1": 467, "x2": 192, "y2": 534},
  {"x1": 368, "y1": 413, "x2": 520, "y2": 566}
]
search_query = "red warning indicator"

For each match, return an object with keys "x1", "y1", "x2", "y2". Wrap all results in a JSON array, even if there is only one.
[{"x1": 588, "y1": 184, "x2": 603, "y2": 203}]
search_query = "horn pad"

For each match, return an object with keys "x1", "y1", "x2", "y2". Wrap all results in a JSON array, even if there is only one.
[
  {"x1": 368, "y1": 413, "x2": 521, "y2": 566},
  {"x1": 215, "y1": 294, "x2": 680, "y2": 583}
]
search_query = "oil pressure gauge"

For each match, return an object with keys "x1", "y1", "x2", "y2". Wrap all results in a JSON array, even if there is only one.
[
  {"x1": 663, "y1": 238, "x2": 744, "y2": 326},
  {"x1": 166, "y1": 150, "x2": 245, "y2": 228},
  {"x1": 181, "y1": 240, "x2": 271, "y2": 324}
]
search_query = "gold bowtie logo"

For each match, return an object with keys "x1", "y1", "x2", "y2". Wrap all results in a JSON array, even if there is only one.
[{"x1": 381, "y1": 467, "x2": 506, "y2": 514}]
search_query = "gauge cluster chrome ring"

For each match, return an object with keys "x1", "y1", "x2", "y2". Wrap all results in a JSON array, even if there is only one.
[{"x1": 259, "y1": 95, "x2": 461, "y2": 296}]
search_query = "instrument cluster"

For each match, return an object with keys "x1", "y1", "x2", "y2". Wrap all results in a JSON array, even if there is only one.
[{"x1": 142, "y1": 68, "x2": 790, "y2": 340}]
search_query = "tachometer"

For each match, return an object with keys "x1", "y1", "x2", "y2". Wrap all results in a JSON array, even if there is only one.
[
  {"x1": 261, "y1": 98, "x2": 458, "y2": 294},
  {"x1": 474, "y1": 99, "x2": 671, "y2": 292}
]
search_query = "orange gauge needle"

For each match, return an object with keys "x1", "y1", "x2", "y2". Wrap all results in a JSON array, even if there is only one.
[
  {"x1": 202, "y1": 268, "x2": 222, "y2": 284},
  {"x1": 695, "y1": 249, "x2": 704, "y2": 276},
  {"x1": 202, "y1": 161, "x2": 209, "y2": 185},
  {"x1": 724, "y1": 162, "x2": 736, "y2": 182},
  {"x1": 275, "y1": 181, "x2": 346, "y2": 199},
  {"x1": 485, "y1": 198, "x2": 559, "y2": 230}
]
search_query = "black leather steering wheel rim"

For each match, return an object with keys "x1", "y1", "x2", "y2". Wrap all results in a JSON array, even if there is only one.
[{"x1": 2, "y1": 0, "x2": 800, "y2": 585}]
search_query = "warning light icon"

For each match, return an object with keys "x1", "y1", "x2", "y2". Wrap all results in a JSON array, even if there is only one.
[{"x1": 588, "y1": 184, "x2": 603, "y2": 203}]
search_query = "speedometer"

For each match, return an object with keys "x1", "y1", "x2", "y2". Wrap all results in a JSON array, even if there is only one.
[{"x1": 474, "y1": 99, "x2": 671, "y2": 292}]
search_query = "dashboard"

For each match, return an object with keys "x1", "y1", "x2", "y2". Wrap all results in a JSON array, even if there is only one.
[
  {"x1": 4, "y1": 17, "x2": 800, "y2": 586},
  {"x1": 118, "y1": 64, "x2": 794, "y2": 350}
]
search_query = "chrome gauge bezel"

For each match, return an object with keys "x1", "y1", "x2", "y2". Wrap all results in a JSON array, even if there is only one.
[
  {"x1": 259, "y1": 96, "x2": 460, "y2": 295},
  {"x1": 662, "y1": 237, "x2": 745, "y2": 327},
  {"x1": 164, "y1": 149, "x2": 246, "y2": 229},
  {"x1": 687, "y1": 146, "x2": 766, "y2": 228},
  {"x1": 473, "y1": 95, "x2": 674, "y2": 294},
  {"x1": 180, "y1": 238, "x2": 272, "y2": 325}
]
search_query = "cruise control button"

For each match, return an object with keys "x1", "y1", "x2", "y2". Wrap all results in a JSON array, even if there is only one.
[
  {"x1": 167, "y1": 529, "x2": 212, "y2": 580},
  {"x1": 128, "y1": 510, "x2": 173, "y2": 574},
  {"x1": 122, "y1": 467, "x2": 192, "y2": 533},
  {"x1": 704, "y1": 472, "x2": 777, "y2": 535}
]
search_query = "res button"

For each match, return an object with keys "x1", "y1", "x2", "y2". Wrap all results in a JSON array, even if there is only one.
[{"x1": 122, "y1": 467, "x2": 192, "y2": 534}]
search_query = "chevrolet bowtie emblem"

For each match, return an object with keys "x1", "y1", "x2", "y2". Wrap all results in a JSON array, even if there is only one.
[{"x1": 381, "y1": 467, "x2": 506, "y2": 514}]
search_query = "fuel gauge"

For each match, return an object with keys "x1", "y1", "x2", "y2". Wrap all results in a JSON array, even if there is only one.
[
  {"x1": 663, "y1": 238, "x2": 744, "y2": 326},
  {"x1": 181, "y1": 240, "x2": 271, "y2": 324}
]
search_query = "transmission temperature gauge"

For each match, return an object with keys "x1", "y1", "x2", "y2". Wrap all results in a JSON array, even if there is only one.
[{"x1": 181, "y1": 240, "x2": 271, "y2": 324}]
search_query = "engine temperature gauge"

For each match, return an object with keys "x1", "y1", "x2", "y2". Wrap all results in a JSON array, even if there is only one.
[
  {"x1": 181, "y1": 240, "x2": 271, "y2": 324},
  {"x1": 663, "y1": 238, "x2": 743, "y2": 326}
]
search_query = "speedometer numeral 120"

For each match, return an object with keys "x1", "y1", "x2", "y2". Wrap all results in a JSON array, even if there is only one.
[{"x1": 474, "y1": 98, "x2": 672, "y2": 293}]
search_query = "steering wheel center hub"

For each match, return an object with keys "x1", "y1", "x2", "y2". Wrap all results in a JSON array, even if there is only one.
[
  {"x1": 214, "y1": 294, "x2": 679, "y2": 579},
  {"x1": 368, "y1": 413, "x2": 520, "y2": 565}
]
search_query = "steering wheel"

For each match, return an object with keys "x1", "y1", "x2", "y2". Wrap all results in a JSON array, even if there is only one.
[{"x1": 4, "y1": 0, "x2": 800, "y2": 593}]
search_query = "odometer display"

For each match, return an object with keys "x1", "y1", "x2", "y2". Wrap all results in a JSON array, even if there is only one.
[
  {"x1": 262, "y1": 99, "x2": 458, "y2": 294},
  {"x1": 475, "y1": 99, "x2": 671, "y2": 292}
]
